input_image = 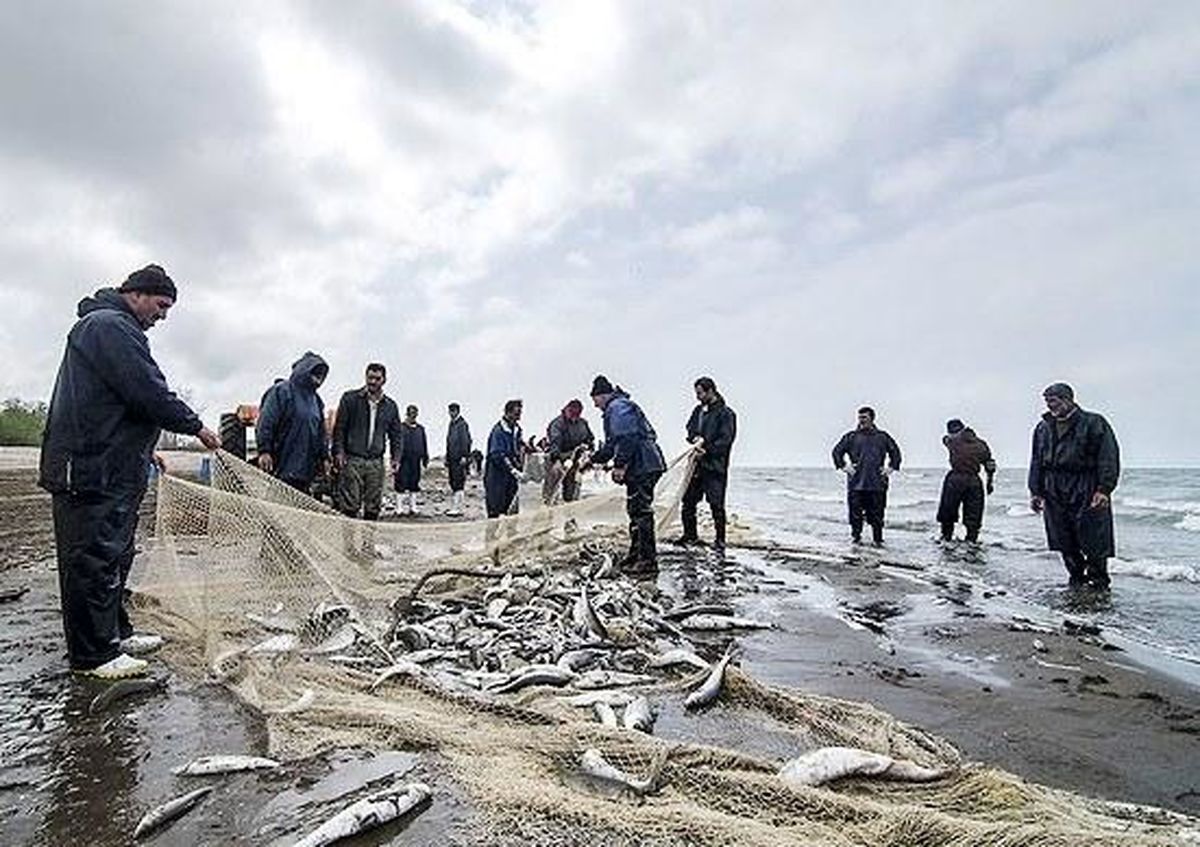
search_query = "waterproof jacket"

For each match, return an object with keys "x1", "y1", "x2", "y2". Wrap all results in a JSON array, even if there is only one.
[
  {"x1": 832, "y1": 427, "x2": 902, "y2": 492},
  {"x1": 332, "y1": 388, "x2": 402, "y2": 461},
  {"x1": 256, "y1": 352, "x2": 329, "y2": 485},
  {"x1": 485, "y1": 420, "x2": 524, "y2": 481},
  {"x1": 1028, "y1": 409, "x2": 1120, "y2": 499},
  {"x1": 546, "y1": 414, "x2": 594, "y2": 462},
  {"x1": 943, "y1": 429, "x2": 996, "y2": 477},
  {"x1": 39, "y1": 289, "x2": 203, "y2": 495},
  {"x1": 686, "y1": 397, "x2": 737, "y2": 474},
  {"x1": 399, "y1": 422, "x2": 428, "y2": 467},
  {"x1": 446, "y1": 416, "x2": 472, "y2": 460},
  {"x1": 591, "y1": 392, "x2": 666, "y2": 478}
]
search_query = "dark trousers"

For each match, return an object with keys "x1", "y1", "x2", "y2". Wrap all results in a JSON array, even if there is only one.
[
  {"x1": 682, "y1": 469, "x2": 728, "y2": 546},
  {"x1": 937, "y1": 472, "x2": 985, "y2": 541},
  {"x1": 52, "y1": 487, "x2": 144, "y2": 669},
  {"x1": 447, "y1": 457, "x2": 467, "y2": 493},
  {"x1": 626, "y1": 471, "x2": 662, "y2": 564},
  {"x1": 847, "y1": 489, "x2": 886, "y2": 542},
  {"x1": 485, "y1": 475, "x2": 518, "y2": 519}
]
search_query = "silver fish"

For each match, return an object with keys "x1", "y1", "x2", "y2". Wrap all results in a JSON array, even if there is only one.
[
  {"x1": 574, "y1": 670, "x2": 657, "y2": 690},
  {"x1": 622, "y1": 696, "x2": 655, "y2": 733},
  {"x1": 133, "y1": 786, "x2": 215, "y2": 840},
  {"x1": 559, "y1": 690, "x2": 636, "y2": 708},
  {"x1": 369, "y1": 661, "x2": 427, "y2": 693},
  {"x1": 486, "y1": 597, "x2": 509, "y2": 620},
  {"x1": 574, "y1": 586, "x2": 608, "y2": 641},
  {"x1": 684, "y1": 651, "x2": 731, "y2": 710},
  {"x1": 556, "y1": 647, "x2": 607, "y2": 673},
  {"x1": 245, "y1": 612, "x2": 299, "y2": 633},
  {"x1": 648, "y1": 648, "x2": 709, "y2": 672},
  {"x1": 89, "y1": 676, "x2": 168, "y2": 715},
  {"x1": 678, "y1": 614, "x2": 772, "y2": 631},
  {"x1": 489, "y1": 664, "x2": 575, "y2": 694},
  {"x1": 173, "y1": 755, "x2": 280, "y2": 776},
  {"x1": 291, "y1": 782, "x2": 432, "y2": 847},
  {"x1": 579, "y1": 749, "x2": 655, "y2": 795},
  {"x1": 247, "y1": 633, "x2": 300, "y2": 656},
  {"x1": 778, "y1": 746, "x2": 947, "y2": 787},
  {"x1": 593, "y1": 701, "x2": 619, "y2": 728}
]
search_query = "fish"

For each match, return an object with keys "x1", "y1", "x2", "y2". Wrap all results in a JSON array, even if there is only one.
[
  {"x1": 648, "y1": 648, "x2": 709, "y2": 672},
  {"x1": 663, "y1": 603, "x2": 735, "y2": 621},
  {"x1": 678, "y1": 614, "x2": 772, "y2": 631},
  {"x1": 173, "y1": 755, "x2": 281, "y2": 776},
  {"x1": 574, "y1": 586, "x2": 608, "y2": 641},
  {"x1": 579, "y1": 749, "x2": 656, "y2": 795},
  {"x1": 559, "y1": 691, "x2": 636, "y2": 708},
  {"x1": 778, "y1": 747, "x2": 947, "y2": 787},
  {"x1": 622, "y1": 696, "x2": 655, "y2": 733},
  {"x1": 489, "y1": 664, "x2": 575, "y2": 694},
  {"x1": 290, "y1": 782, "x2": 432, "y2": 847},
  {"x1": 684, "y1": 651, "x2": 732, "y2": 710},
  {"x1": 247, "y1": 633, "x2": 301, "y2": 656},
  {"x1": 486, "y1": 597, "x2": 509, "y2": 620},
  {"x1": 574, "y1": 670, "x2": 658, "y2": 690},
  {"x1": 133, "y1": 786, "x2": 215, "y2": 840},
  {"x1": 246, "y1": 612, "x2": 299, "y2": 633},
  {"x1": 368, "y1": 661, "x2": 427, "y2": 693},
  {"x1": 593, "y1": 702, "x2": 619, "y2": 728},
  {"x1": 402, "y1": 648, "x2": 460, "y2": 665},
  {"x1": 209, "y1": 647, "x2": 246, "y2": 682},
  {"x1": 556, "y1": 647, "x2": 607, "y2": 673},
  {"x1": 89, "y1": 676, "x2": 168, "y2": 715},
  {"x1": 591, "y1": 553, "x2": 615, "y2": 581},
  {"x1": 0, "y1": 587, "x2": 29, "y2": 604},
  {"x1": 305, "y1": 625, "x2": 357, "y2": 656},
  {"x1": 270, "y1": 689, "x2": 316, "y2": 715}
]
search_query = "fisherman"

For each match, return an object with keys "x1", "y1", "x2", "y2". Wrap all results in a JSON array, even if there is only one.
[
  {"x1": 485, "y1": 400, "x2": 525, "y2": 518},
  {"x1": 39, "y1": 264, "x2": 221, "y2": 679},
  {"x1": 445, "y1": 402, "x2": 472, "y2": 516},
  {"x1": 676, "y1": 376, "x2": 737, "y2": 550},
  {"x1": 1028, "y1": 383, "x2": 1121, "y2": 589},
  {"x1": 936, "y1": 419, "x2": 996, "y2": 543},
  {"x1": 395, "y1": 405, "x2": 429, "y2": 515},
  {"x1": 256, "y1": 351, "x2": 331, "y2": 494},
  {"x1": 331, "y1": 363, "x2": 403, "y2": 521},
  {"x1": 582, "y1": 376, "x2": 667, "y2": 575},
  {"x1": 543, "y1": 399, "x2": 595, "y2": 505},
  {"x1": 831, "y1": 407, "x2": 902, "y2": 546}
]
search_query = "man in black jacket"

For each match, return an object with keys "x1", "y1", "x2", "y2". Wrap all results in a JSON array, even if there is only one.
[
  {"x1": 676, "y1": 377, "x2": 737, "y2": 550},
  {"x1": 831, "y1": 407, "x2": 902, "y2": 546},
  {"x1": 396, "y1": 405, "x2": 429, "y2": 515},
  {"x1": 1029, "y1": 383, "x2": 1121, "y2": 589},
  {"x1": 445, "y1": 403, "x2": 472, "y2": 516},
  {"x1": 40, "y1": 265, "x2": 220, "y2": 679},
  {"x1": 332, "y1": 363, "x2": 403, "y2": 521}
]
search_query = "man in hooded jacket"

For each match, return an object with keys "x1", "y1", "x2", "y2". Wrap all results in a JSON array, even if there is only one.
[
  {"x1": 1029, "y1": 383, "x2": 1120, "y2": 588},
  {"x1": 936, "y1": 419, "x2": 996, "y2": 543},
  {"x1": 40, "y1": 264, "x2": 221, "y2": 679},
  {"x1": 677, "y1": 376, "x2": 737, "y2": 550},
  {"x1": 256, "y1": 351, "x2": 330, "y2": 493},
  {"x1": 583, "y1": 376, "x2": 667, "y2": 574}
]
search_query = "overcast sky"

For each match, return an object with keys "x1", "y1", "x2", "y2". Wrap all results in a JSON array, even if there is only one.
[{"x1": 1, "y1": 1, "x2": 1196, "y2": 466}]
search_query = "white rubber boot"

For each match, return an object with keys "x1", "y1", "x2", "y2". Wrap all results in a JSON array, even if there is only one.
[{"x1": 76, "y1": 653, "x2": 150, "y2": 679}]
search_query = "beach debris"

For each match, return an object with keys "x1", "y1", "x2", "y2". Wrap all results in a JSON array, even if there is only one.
[
  {"x1": 89, "y1": 675, "x2": 168, "y2": 715},
  {"x1": 1032, "y1": 638, "x2": 1048, "y2": 653},
  {"x1": 0, "y1": 586, "x2": 29, "y2": 604},
  {"x1": 1063, "y1": 619, "x2": 1102, "y2": 637},
  {"x1": 1008, "y1": 616, "x2": 1055, "y2": 635},
  {"x1": 1034, "y1": 657, "x2": 1082, "y2": 672},
  {"x1": 173, "y1": 755, "x2": 281, "y2": 776},
  {"x1": 622, "y1": 695, "x2": 655, "y2": 733},
  {"x1": 210, "y1": 647, "x2": 247, "y2": 682},
  {"x1": 133, "y1": 786, "x2": 215, "y2": 840},
  {"x1": 579, "y1": 749, "x2": 658, "y2": 795},
  {"x1": 593, "y1": 701, "x2": 619, "y2": 728},
  {"x1": 779, "y1": 747, "x2": 947, "y2": 787},
  {"x1": 685, "y1": 651, "x2": 732, "y2": 710},
  {"x1": 290, "y1": 782, "x2": 432, "y2": 847}
]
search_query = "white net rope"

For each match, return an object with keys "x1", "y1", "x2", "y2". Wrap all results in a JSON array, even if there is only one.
[{"x1": 121, "y1": 451, "x2": 1196, "y2": 846}]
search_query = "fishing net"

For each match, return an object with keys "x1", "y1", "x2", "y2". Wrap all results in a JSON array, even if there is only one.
[{"x1": 56, "y1": 450, "x2": 1200, "y2": 845}]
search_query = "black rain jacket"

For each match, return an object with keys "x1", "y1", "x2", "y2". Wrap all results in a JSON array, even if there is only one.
[
  {"x1": 332, "y1": 388, "x2": 402, "y2": 461},
  {"x1": 831, "y1": 427, "x2": 902, "y2": 492},
  {"x1": 446, "y1": 416, "x2": 472, "y2": 461},
  {"x1": 686, "y1": 397, "x2": 737, "y2": 474}
]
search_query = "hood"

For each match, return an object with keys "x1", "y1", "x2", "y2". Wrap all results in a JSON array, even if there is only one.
[
  {"x1": 77, "y1": 287, "x2": 134, "y2": 320},
  {"x1": 289, "y1": 351, "x2": 328, "y2": 389}
]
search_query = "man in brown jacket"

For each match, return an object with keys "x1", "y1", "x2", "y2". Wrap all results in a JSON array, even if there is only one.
[{"x1": 936, "y1": 419, "x2": 996, "y2": 543}]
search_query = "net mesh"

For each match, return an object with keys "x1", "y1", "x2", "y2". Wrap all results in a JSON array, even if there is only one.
[{"x1": 72, "y1": 451, "x2": 1200, "y2": 844}]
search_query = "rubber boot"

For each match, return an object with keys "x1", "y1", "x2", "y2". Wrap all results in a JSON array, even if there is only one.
[{"x1": 940, "y1": 523, "x2": 955, "y2": 542}]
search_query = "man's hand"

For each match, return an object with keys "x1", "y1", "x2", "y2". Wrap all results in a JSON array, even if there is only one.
[
  {"x1": 392, "y1": 460, "x2": 401, "y2": 475},
  {"x1": 334, "y1": 452, "x2": 347, "y2": 471},
  {"x1": 611, "y1": 467, "x2": 626, "y2": 483},
  {"x1": 690, "y1": 436, "x2": 706, "y2": 455},
  {"x1": 986, "y1": 479, "x2": 995, "y2": 496},
  {"x1": 841, "y1": 463, "x2": 856, "y2": 476},
  {"x1": 196, "y1": 427, "x2": 221, "y2": 451},
  {"x1": 881, "y1": 465, "x2": 892, "y2": 478},
  {"x1": 1090, "y1": 491, "x2": 1110, "y2": 509},
  {"x1": 1030, "y1": 495, "x2": 1044, "y2": 513},
  {"x1": 152, "y1": 453, "x2": 167, "y2": 474},
  {"x1": 321, "y1": 458, "x2": 332, "y2": 478},
  {"x1": 258, "y1": 453, "x2": 274, "y2": 474}
]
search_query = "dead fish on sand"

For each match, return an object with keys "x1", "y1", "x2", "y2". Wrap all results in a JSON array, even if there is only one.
[
  {"x1": 684, "y1": 650, "x2": 732, "y2": 710},
  {"x1": 593, "y1": 701, "x2": 619, "y2": 728},
  {"x1": 89, "y1": 676, "x2": 168, "y2": 715},
  {"x1": 368, "y1": 661, "x2": 427, "y2": 693},
  {"x1": 173, "y1": 755, "x2": 280, "y2": 776},
  {"x1": 574, "y1": 670, "x2": 657, "y2": 690},
  {"x1": 622, "y1": 695, "x2": 655, "y2": 733},
  {"x1": 489, "y1": 664, "x2": 575, "y2": 694},
  {"x1": 290, "y1": 782, "x2": 432, "y2": 847},
  {"x1": 559, "y1": 691, "x2": 636, "y2": 709},
  {"x1": 270, "y1": 689, "x2": 316, "y2": 716},
  {"x1": 134, "y1": 786, "x2": 215, "y2": 840},
  {"x1": 678, "y1": 614, "x2": 772, "y2": 631},
  {"x1": 648, "y1": 648, "x2": 709, "y2": 672},
  {"x1": 579, "y1": 749, "x2": 658, "y2": 795},
  {"x1": 574, "y1": 586, "x2": 608, "y2": 641},
  {"x1": 247, "y1": 633, "x2": 300, "y2": 656},
  {"x1": 778, "y1": 746, "x2": 947, "y2": 787}
]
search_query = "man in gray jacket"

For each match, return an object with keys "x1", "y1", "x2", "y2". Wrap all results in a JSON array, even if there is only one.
[{"x1": 542, "y1": 399, "x2": 594, "y2": 505}]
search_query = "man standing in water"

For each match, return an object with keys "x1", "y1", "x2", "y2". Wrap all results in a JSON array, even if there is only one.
[
  {"x1": 1029, "y1": 383, "x2": 1120, "y2": 589},
  {"x1": 396, "y1": 405, "x2": 429, "y2": 515},
  {"x1": 445, "y1": 403, "x2": 472, "y2": 516},
  {"x1": 583, "y1": 376, "x2": 667, "y2": 575},
  {"x1": 936, "y1": 419, "x2": 996, "y2": 543},
  {"x1": 832, "y1": 407, "x2": 902, "y2": 546},
  {"x1": 676, "y1": 376, "x2": 737, "y2": 551},
  {"x1": 40, "y1": 264, "x2": 221, "y2": 679}
]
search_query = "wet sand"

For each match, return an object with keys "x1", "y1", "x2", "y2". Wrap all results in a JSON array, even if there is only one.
[{"x1": 2, "y1": 467, "x2": 1199, "y2": 845}]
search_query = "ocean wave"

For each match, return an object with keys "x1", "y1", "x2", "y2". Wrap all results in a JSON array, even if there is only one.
[
  {"x1": 768, "y1": 489, "x2": 844, "y2": 504},
  {"x1": 1117, "y1": 496, "x2": 1200, "y2": 515},
  {"x1": 1110, "y1": 558, "x2": 1200, "y2": 584},
  {"x1": 1177, "y1": 514, "x2": 1200, "y2": 533},
  {"x1": 1005, "y1": 503, "x2": 1038, "y2": 517}
]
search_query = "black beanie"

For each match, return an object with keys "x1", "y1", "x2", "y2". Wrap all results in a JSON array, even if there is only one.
[
  {"x1": 946, "y1": 419, "x2": 964, "y2": 434},
  {"x1": 119, "y1": 264, "x2": 178, "y2": 300},
  {"x1": 1043, "y1": 382, "x2": 1074, "y2": 402},
  {"x1": 590, "y1": 375, "x2": 614, "y2": 397}
]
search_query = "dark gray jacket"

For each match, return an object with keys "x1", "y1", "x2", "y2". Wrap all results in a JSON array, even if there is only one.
[
  {"x1": 256, "y1": 352, "x2": 329, "y2": 485},
  {"x1": 39, "y1": 289, "x2": 202, "y2": 495},
  {"x1": 686, "y1": 397, "x2": 737, "y2": 474},
  {"x1": 546, "y1": 414, "x2": 594, "y2": 462},
  {"x1": 832, "y1": 427, "x2": 902, "y2": 492},
  {"x1": 332, "y1": 388, "x2": 402, "y2": 461},
  {"x1": 446, "y1": 416, "x2": 472, "y2": 460}
]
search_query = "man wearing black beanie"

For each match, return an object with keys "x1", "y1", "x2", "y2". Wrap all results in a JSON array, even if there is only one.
[{"x1": 40, "y1": 264, "x2": 220, "y2": 679}]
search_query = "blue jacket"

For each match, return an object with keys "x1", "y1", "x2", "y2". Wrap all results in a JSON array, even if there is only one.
[
  {"x1": 39, "y1": 289, "x2": 202, "y2": 495},
  {"x1": 485, "y1": 419, "x2": 523, "y2": 482},
  {"x1": 256, "y1": 352, "x2": 329, "y2": 484},
  {"x1": 592, "y1": 392, "x2": 666, "y2": 478},
  {"x1": 832, "y1": 427, "x2": 902, "y2": 492}
]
